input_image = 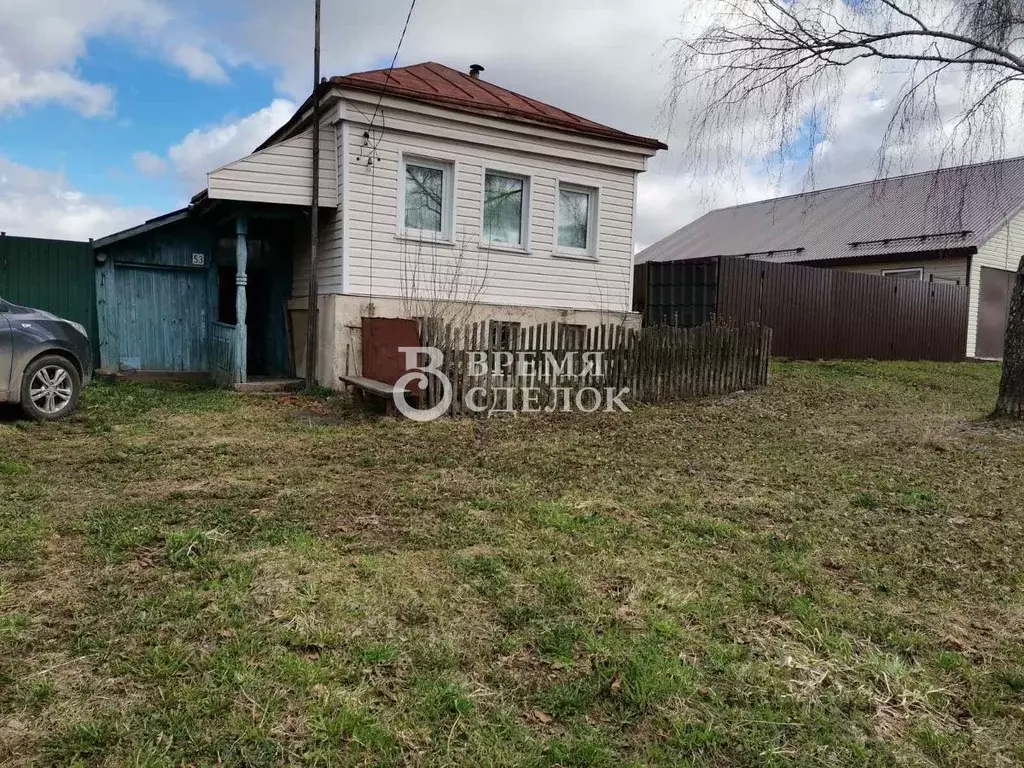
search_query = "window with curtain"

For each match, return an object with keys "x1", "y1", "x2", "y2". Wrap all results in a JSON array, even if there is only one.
[
  {"x1": 483, "y1": 172, "x2": 525, "y2": 246},
  {"x1": 557, "y1": 184, "x2": 595, "y2": 252},
  {"x1": 403, "y1": 160, "x2": 448, "y2": 234}
]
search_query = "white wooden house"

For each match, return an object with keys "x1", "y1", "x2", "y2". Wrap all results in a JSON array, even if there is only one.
[{"x1": 94, "y1": 62, "x2": 666, "y2": 386}]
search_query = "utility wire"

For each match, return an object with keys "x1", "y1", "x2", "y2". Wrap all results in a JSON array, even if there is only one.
[
  {"x1": 366, "y1": 0, "x2": 418, "y2": 303},
  {"x1": 367, "y1": 0, "x2": 418, "y2": 151}
]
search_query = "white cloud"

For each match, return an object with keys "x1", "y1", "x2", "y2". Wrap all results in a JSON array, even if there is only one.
[
  {"x1": 167, "y1": 99, "x2": 297, "y2": 192},
  {"x1": 0, "y1": 0, "x2": 229, "y2": 115},
  {"x1": 0, "y1": 156, "x2": 152, "y2": 241},
  {"x1": 168, "y1": 43, "x2": 229, "y2": 85},
  {"x1": 131, "y1": 151, "x2": 168, "y2": 177},
  {"x1": 0, "y1": 61, "x2": 113, "y2": 117}
]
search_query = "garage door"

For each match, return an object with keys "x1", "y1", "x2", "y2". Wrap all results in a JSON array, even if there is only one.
[
  {"x1": 976, "y1": 267, "x2": 1018, "y2": 360},
  {"x1": 113, "y1": 266, "x2": 209, "y2": 371}
]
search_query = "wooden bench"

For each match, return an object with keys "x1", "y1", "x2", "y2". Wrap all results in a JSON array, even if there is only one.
[{"x1": 338, "y1": 375, "x2": 418, "y2": 417}]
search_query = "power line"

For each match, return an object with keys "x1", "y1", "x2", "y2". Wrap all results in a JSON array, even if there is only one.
[
  {"x1": 367, "y1": 0, "x2": 418, "y2": 149},
  {"x1": 366, "y1": 0, "x2": 418, "y2": 304}
]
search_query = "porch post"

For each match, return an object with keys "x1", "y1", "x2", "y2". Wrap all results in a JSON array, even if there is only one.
[{"x1": 235, "y1": 216, "x2": 248, "y2": 384}]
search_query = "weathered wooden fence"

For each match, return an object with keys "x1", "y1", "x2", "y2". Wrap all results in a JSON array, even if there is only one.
[{"x1": 417, "y1": 320, "x2": 772, "y2": 417}]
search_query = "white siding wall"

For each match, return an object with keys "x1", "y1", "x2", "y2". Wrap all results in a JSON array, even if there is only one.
[
  {"x1": 300, "y1": 101, "x2": 643, "y2": 314},
  {"x1": 292, "y1": 125, "x2": 346, "y2": 297},
  {"x1": 209, "y1": 126, "x2": 338, "y2": 208},
  {"x1": 840, "y1": 257, "x2": 969, "y2": 283},
  {"x1": 967, "y1": 210, "x2": 1024, "y2": 357}
]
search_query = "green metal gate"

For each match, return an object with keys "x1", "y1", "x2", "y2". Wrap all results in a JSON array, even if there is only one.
[{"x1": 0, "y1": 235, "x2": 98, "y2": 361}]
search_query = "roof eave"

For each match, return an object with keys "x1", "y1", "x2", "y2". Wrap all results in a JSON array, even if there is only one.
[
  {"x1": 329, "y1": 77, "x2": 667, "y2": 152},
  {"x1": 93, "y1": 207, "x2": 192, "y2": 249}
]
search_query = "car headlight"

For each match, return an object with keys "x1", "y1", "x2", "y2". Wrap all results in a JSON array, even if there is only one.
[{"x1": 67, "y1": 321, "x2": 88, "y2": 338}]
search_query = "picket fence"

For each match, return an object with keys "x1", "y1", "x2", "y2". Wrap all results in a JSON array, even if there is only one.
[{"x1": 416, "y1": 320, "x2": 772, "y2": 417}]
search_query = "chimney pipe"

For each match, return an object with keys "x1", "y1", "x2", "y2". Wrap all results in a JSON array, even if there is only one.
[{"x1": 469, "y1": 64, "x2": 484, "y2": 79}]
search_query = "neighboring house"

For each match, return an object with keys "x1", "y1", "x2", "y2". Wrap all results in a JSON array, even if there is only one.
[
  {"x1": 636, "y1": 158, "x2": 1024, "y2": 359},
  {"x1": 93, "y1": 62, "x2": 666, "y2": 386}
]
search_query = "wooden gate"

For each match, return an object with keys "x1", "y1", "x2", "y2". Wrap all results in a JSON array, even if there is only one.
[{"x1": 101, "y1": 265, "x2": 209, "y2": 371}]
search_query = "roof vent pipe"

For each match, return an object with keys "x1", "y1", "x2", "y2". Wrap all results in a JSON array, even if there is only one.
[{"x1": 469, "y1": 64, "x2": 484, "y2": 79}]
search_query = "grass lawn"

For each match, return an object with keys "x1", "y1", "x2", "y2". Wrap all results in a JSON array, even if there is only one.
[{"x1": 1, "y1": 361, "x2": 1023, "y2": 767}]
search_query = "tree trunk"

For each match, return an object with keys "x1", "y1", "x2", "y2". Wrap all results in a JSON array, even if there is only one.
[{"x1": 995, "y1": 255, "x2": 1024, "y2": 418}]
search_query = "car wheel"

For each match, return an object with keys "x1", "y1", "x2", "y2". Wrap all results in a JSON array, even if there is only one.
[{"x1": 20, "y1": 355, "x2": 81, "y2": 421}]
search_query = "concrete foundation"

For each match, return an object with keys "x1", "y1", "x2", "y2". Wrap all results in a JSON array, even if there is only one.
[{"x1": 287, "y1": 294, "x2": 641, "y2": 389}]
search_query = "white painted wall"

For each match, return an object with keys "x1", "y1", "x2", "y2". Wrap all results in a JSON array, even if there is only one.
[
  {"x1": 292, "y1": 95, "x2": 651, "y2": 317},
  {"x1": 208, "y1": 126, "x2": 338, "y2": 208},
  {"x1": 840, "y1": 257, "x2": 969, "y2": 284},
  {"x1": 967, "y1": 210, "x2": 1024, "y2": 357}
]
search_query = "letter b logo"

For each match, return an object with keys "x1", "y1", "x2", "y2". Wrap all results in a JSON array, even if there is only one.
[{"x1": 394, "y1": 347, "x2": 453, "y2": 422}]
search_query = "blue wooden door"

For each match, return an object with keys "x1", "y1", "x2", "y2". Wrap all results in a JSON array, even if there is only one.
[{"x1": 113, "y1": 266, "x2": 209, "y2": 371}]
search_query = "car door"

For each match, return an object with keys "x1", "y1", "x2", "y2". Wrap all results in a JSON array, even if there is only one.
[{"x1": 0, "y1": 300, "x2": 12, "y2": 399}]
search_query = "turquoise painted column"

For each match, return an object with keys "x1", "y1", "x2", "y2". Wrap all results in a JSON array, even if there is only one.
[{"x1": 235, "y1": 216, "x2": 248, "y2": 384}]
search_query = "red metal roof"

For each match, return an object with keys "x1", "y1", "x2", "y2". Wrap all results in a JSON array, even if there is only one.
[{"x1": 330, "y1": 62, "x2": 667, "y2": 151}]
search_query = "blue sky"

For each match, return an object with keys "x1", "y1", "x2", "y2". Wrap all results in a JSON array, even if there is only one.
[{"x1": 3, "y1": 40, "x2": 280, "y2": 214}]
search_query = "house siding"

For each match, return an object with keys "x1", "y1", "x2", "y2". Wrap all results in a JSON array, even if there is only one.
[
  {"x1": 967, "y1": 210, "x2": 1024, "y2": 357},
  {"x1": 840, "y1": 257, "x2": 969, "y2": 284},
  {"x1": 208, "y1": 126, "x2": 338, "y2": 208},
  {"x1": 295, "y1": 99, "x2": 641, "y2": 315},
  {"x1": 291, "y1": 122, "x2": 348, "y2": 298}
]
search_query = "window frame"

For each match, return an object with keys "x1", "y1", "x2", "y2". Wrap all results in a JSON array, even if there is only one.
[
  {"x1": 397, "y1": 153, "x2": 456, "y2": 244},
  {"x1": 554, "y1": 181, "x2": 599, "y2": 260},
  {"x1": 881, "y1": 268, "x2": 924, "y2": 280},
  {"x1": 480, "y1": 168, "x2": 532, "y2": 253}
]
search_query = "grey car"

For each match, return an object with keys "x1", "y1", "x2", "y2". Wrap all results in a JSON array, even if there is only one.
[{"x1": 0, "y1": 297, "x2": 93, "y2": 420}]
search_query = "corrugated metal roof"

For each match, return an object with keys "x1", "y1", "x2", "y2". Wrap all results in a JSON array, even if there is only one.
[
  {"x1": 637, "y1": 157, "x2": 1024, "y2": 264},
  {"x1": 331, "y1": 62, "x2": 667, "y2": 151}
]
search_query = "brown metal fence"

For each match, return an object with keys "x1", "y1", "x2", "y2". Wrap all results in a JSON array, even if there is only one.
[
  {"x1": 417, "y1": 319, "x2": 772, "y2": 417},
  {"x1": 636, "y1": 257, "x2": 969, "y2": 362}
]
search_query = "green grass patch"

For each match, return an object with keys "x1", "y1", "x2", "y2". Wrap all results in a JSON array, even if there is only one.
[{"x1": 0, "y1": 361, "x2": 1022, "y2": 765}]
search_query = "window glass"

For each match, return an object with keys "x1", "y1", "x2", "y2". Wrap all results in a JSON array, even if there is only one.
[
  {"x1": 405, "y1": 163, "x2": 444, "y2": 232},
  {"x1": 484, "y1": 173, "x2": 524, "y2": 245},
  {"x1": 882, "y1": 269, "x2": 923, "y2": 281},
  {"x1": 558, "y1": 187, "x2": 591, "y2": 250}
]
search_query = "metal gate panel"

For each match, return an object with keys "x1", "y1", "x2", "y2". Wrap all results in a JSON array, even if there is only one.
[
  {"x1": 976, "y1": 267, "x2": 1017, "y2": 359},
  {"x1": 0, "y1": 235, "x2": 97, "y2": 362}
]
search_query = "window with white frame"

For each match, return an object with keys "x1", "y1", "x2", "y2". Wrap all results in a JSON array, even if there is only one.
[
  {"x1": 483, "y1": 171, "x2": 528, "y2": 247},
  {"x1": 881, "y1": 268, "x2": 924, "y2": 280},
  {"x1": 556, "y1": 182, "x2": 597, "y2": 255},
  {"x1": 401, "y1": 156, "x2": 453, "y2": 239}
]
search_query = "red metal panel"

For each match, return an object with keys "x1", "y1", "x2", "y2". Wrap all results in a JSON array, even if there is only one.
[{"x1": 361, "y1": 317, "x2": 421, "y2": 385}]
